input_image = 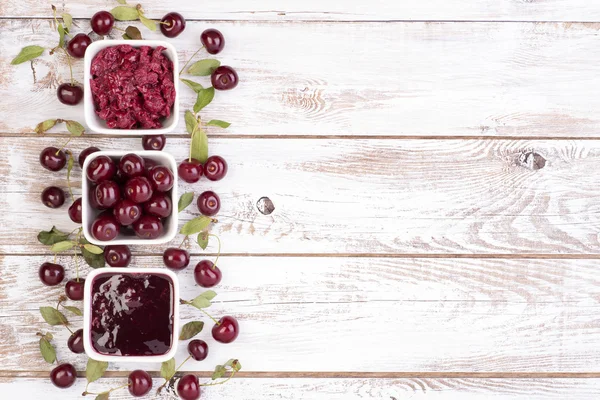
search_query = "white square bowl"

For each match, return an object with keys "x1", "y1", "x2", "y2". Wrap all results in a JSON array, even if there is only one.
[
  {"x1": 82, "y1": 150, "x2": 178, "y2": 245},
  {"x1": 83, "y1": 267, "x2": 180, "y2": 363},
  {"x1": 83, "y1": 40, "x2": 180, "y2": 135}
]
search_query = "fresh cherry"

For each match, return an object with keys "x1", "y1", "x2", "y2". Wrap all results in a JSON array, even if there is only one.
[
  {"x1": 178, "y1": 159, "x2": 203, "y2": 183},
  {"x1": 204, "y1": 155, "x2": 228, "y2": 181},
  {"x1": 212, "y1": 315, "x2": 239, "y2": 343},
  {"x1": 144, "y1": 193, "x2": 172, "y2": 218},
  {"x1": 104, "y1": 245, "x2": 132, "y2": 267},
  {"x1": 39, "y1": 262, "x2": 65, "y2": 286},
  {"x1": 113, "y1": 199, "x2": 143, "y2": 225},
  {"x1": 68, "y1": 197, "x2": 82, "y2": 223},
  {"x1": 201, "y1": 29, "x2": 225, "y2": 55},
  {"x1": 133, "y1": 215, "x2": 163, "y2": 239},
  {"x1": 87, "y1": 155, "x2": 116, "y2": 182},
  {"x1": 177, "y1": 374, "x2": 201, "y2": 400},
  {"x1": 160, "y1": 12, "x2": 186, "y2": 38},
  {"x1": 128, "y1": 370, "x2": 153, "y2": 397},
  {"x1": 89, "y1": 186, "x2": 104, "y2": 210},
  {"x1": 147, "y1": 165, "x2": 174, "y2": 192},
  {"x1": 78, "y1": 146, "x2": 100, "y2": 168},
  {"x1": 188, "y1": 339, "x2": 208, "y2": 361},
  {"x1": 66, "y1": 33, "x2": 92, "y2": 58},
  {"x1": 95, "y1": 180, "x2": 121, "y2": 208},
  {"x1": 57, "y1": 83, "x2": 83, "y2": 106},
  {"x1": 194, "y1": 260, "x2": 222, "y2": 288},
  {"x1": 125, "y1": 176, "x2": 154, "y2": 203},
  {"x1": 40, "y1": 147, "x2": 66, "y2": 171},
  {"x1": 163, "y1": 248, "x2": 190, "y2": 270},
  {"x1": 144, "y1": 158, "x2": 158, "y2": 171},
  {"x1": 50, "y1": 363, "x2": 76, "y2": 388},
  {"x1": 91, "y1": 11, "x2": 115, "y2": 36},
  {"x1": 142, "y1": 135, "x2": 166, "y2": 151},
  {"x1": 67, "y1": 329, "x2": 84, "y2": 354},
  {"x1": 65, "y1": 278, "x2": 85, "y2": 301},
  {"x1": 42, "y1": 186, "x2": 65, "y2": 208},
  {"x1": 197, "y1": 191, "x2": 220, "y2": 216},
  {"x1": 119, "y1": 153, "x2": 146, "y2": 178},
  {"x1": 91, "y1": 212, "x2": 120, "y2": 241},
  {"x1": 211, "y1": 66, "x2": 238, "y2": 90}
]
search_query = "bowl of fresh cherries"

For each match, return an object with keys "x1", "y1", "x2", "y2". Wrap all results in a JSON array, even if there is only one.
[{"x1": 82, "y1": 150, "x2": 178, "y2": 245}]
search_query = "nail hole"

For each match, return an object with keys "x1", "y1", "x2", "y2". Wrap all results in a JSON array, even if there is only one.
[
  {"x1": 519, "y1": 151, "x2": 546, "y2": 170},
  {"x1": 257, "y1": 197, "x2": 275, "y2": 215}
]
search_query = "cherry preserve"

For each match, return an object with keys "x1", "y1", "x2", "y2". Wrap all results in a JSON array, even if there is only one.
[{"x1": 90, "y1": 272, "x2": 174, "y2": 356}]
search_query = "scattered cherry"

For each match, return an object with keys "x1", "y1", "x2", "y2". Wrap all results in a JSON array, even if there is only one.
[
  {"x1": 197, "y1": 191, "x2": 220, "y2": 216},
  {"x1": 78, "y1": 146, "x2": 100, "y2": 168},
  {"x1": 104, "y1": 245, "x2": 132, "y2": 267},
  {"x1": 57, "y1": 83, "x2": 83, "y2": 106},
  {"x1": 128, "y1": 370, "x2": 153, "y2": 397},
  {"x1": 201, "y1": 29, "x2": 225, "y2": 55},
  {"x1": 125, "y1": 176, "x2": 153, "y2": 203},
  {"x1": 113, "y1": 199, "x2": 142, "y2": 225},
  {"x1": 65, "y1": 278, "x2": 85, "y2": 301},
  {"x1": 50, "y1": 363, "x2": 76, "y2": 388},
  {"x1": 142, "y1": 135, "x2": 166, "y2": 151},
  {"x1": 188, "y1": 339, "x2": 208, "y2": 361},
  {"x1": 178, "y1": 159, "x2": 203, "y2": 183},
  {"x1": 41, "y1": 186, "x2": 66, "y2": 208},
  {"x1": 119, "y1": 153, "x2": 146, "y2": 178},
  {"x1": 67, "y1": 329, "x2": 84, "y2": 354},
  {"x1": 39, "y1": 262, "x2": 65, "y2": 286},
  {"x1": 194, "y1": 260, "x2": 222, "y2": 288},
  {"x1": 40, "y1": 147, "x2": 66, "y2": 171},
  {"x1": 87, "y1": 155, "x2": 116, "y2": 183},
  {"x1": 212, "y1": 315, "x2": 239, "y2": 343},
  {"x1": 133, "y1": 215, "x2": 163, "y2": 239},
  {"x1": 148, "y1": 165, "x2": 174, "y2": 192},
  {"x1": 211, "y1": 66, "x2": 238, "y2": 90},
  {"x1": 91, "y1": 212, "x2": 120, "y2": 241},
  {"x1": 91, "y1": 10, "x2": 115, "y2": 36},
  {"x1": 66, "y1": 33, "x2": 92, "y2": 58},
  {"x1": 160, "y1": 12, "x2": 186, "y2": 38},
  {"x1": 68, "y1": 197, "x2": 82, "y2": 223},
  {"x1": 204, "y1": 155, "x2": 228, "y2": 181},
  {"x1": 177, "y1": 374, "x2": 201, "y2": 400},
  {"x1": 163, "y1": 248, "x2": 190, "y2": 270},
  {"x1": 95, "y1": 180, "x2": 121, "y2": 208},
  {"x1": 144, "y1": 192, "x2": 172, "y2": 218}
]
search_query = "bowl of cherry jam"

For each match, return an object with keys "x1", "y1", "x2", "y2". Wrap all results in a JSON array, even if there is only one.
[{"x1": 83, "y1": 268, "x2": 179, "y2": 362}]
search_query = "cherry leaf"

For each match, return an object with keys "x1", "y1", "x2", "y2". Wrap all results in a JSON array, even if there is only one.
[
  {"x1": 207, "y1": 119, "x2": 231, "y2": 129},
  {"x1": 180, "y1": 79, "x2": 204, "y2": 93},
  {"x1": 57, "y1": 24, "x2": 66, "y2": 48},
  {"x1": 11, "y1": 45, "x2": 45, "y2": 65},
  {"x1": 63, "y1": 305, "x2": 83, "y2": 316},
  {"x1": 116, "y1": 0, "x2": 127, "y2": 4},
  {"x1": 160, "y1": 358, "x2": 176, "y2": 380},
  {"x1": 67, "y1": 154, "x2": 74, "y2": 182},
  {"x1": 184, "y1": 110, "x2": 198, "y2": 135},
  {"x1": 193, "y1": 87, "x2": 215, "y2": 113},
  {"x1": 38, "y1": 226, "x2": 69, "y2": 245},
  {"x1": 51, "y1": 240, "x2": 76, "y2": 252},
  {"x1": 34, "y1": 119, "x2": 58, "y2": 134},
  {"x1": 82, "y1": 246, "x2": 106, "y2": 268},
  {"x1": 197, "y1": 231, "x2": 209, "y2": 250},
  {"x1": 138, "y1": 12, "x2": 157, "y2": 31},
  {"x1": 66, "y1": 120, "x2": 85, "y2": 136},
  {"x1": 125, "y1": 26, "x2": 142, "y2": 40},
  {"x1": 188, "y1": 59, "x2": 220, "y2": 76},
  {"x1": 84, "y1": 244, "x2": 104, "y2": 254},
  {"x1": 95, "y1": 393, "x2": 110, "y2": 400},
  {"x1": 190, "y1": 128, "x2": 208, "y2": 163},
  {"x1": 86, "y1": 358, "x2": 109, "y2": 383},
  {"x1": 191, "y1": 296, "x2": 211, "y2": 309},
  {"x1": 225, "y1": 359, "x2": 242, "y2": 372},
  {"x1": 179, "y1": 321, "x2": 205, "y2": 340},
  {"x1": 178, "y1": 192, "x2": 194, "y2": 213},
  {"x1": 211, "y1": 365, "x2": 227, "y2": 380},
  {"x1": 199, "y1": 290, "x2": 217, "y2": 301},
  {"x1": 39, "y1": 337, "x2": 56, "y2": 364},
  {"x1": 122, "y1": 33, "x2": 132, "y2": 40},
  {"x1": 62, "y1": 13, "x2": 73, "y2": 30},
  {"x1": 39, "y1": 307, "x2": 68, "y2": 326},
  {"x1": 110, "y1": 6, "x2": 140, "y2": 21},
  {"x1": 180, "y1": 216, "x2": 212, "y2": 235}
]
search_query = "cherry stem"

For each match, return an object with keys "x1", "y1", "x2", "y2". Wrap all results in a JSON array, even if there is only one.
[
  {"x1": 179, "y1": 235, "x2": 188, "y2": 248},
  {"x1": 53, "y1": 253, "x2": 57, "y2": 264},
  {"x1": 179, "y1": 46, "x2": 204, "y2": 75},
  {"x1": 60, "y1": 47, "x2": 75, "y2": 86},
  {"x1": 157, "y1": 355, "x2": 191, "y2": 392},
  {"x1": 188, "y1": 125, "x2": 198, "y2": 162},
  {"x1": 113, "y1": 26, "x2": 126, "y2": 32},
  {"x1": 199, "y1": 307, "x2": 220, "y2": 325},
  {"x1": 56, "y1": 136, "x2": 72, "y2": 154},
  {"x1": 208, "y1": 234, "x2": 221, "y2": 268},
  {"x1": 56, "y1": 299, "x2": 73, "y2": 334},
  {"x1": 201, "y1": 369, "x2": 238, "y2": 387},
  {"x1": 66, "y1": 151, "x2": 74, "y2": 202},
  {"x1": 83, "y1": 383, "x2": 130, "y2": 396}
]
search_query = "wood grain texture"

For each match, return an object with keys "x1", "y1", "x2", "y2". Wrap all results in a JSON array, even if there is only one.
[
  {"x1": 3, "y1": 255, "x2": 600, "y2": 373},
  {"x1": 4, "y1": 20, "x2": 600, "y2": 137},
  {"x1": 2, "y1": 137, "x2": 600, "y2": 255}
]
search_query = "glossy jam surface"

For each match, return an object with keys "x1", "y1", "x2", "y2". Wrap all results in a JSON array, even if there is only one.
[{"x1": 90, "y1": 272, "x2": 174, "y2": 356}]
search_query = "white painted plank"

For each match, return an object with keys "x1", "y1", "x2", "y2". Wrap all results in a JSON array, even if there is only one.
[
  {"x1": 3, "y1": 255, "x2": 600, "y2": 372},
  {"x1": 3, "y1": 20, "x2": 600, "y2": 137},
  {"x1": 1, "y1": 137, "x2": 600, "y2": 255}
]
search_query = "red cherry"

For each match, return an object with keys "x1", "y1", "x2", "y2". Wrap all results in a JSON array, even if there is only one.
[
  {"x1": 177, "y1": 374, "x2": 201, "y2": 400},
  {"x1": 194, "y1": 260, "x2": 222, "y2": 288},
  {"x1": 66, "y1": 33, "x2": 92, "y2": 58},
  {"x1": 39, "y1": 262, "x2": 65, "y2": 286},
  {"x1": 57, "y1": 83, "x2": 83, "y2": 106},
  {"x1": 144, "y1": 193, "x2": 172, "y2": 218},
  {"x1": 147, "y1": 165, "x2": 174, "y2": 192},
  {"x1": 42, "y1": 186, "x2": 66, "y2": 208},
  {"x1": 91, "y1": 213, "x2": 120, "y2": 241},
  {"x1": 212, "y1": 315, "x2": 239, "y2": 343},
  {"x1": 204, "y1": 155, "x2": 228, "y2": 181},
  {"x1": 40, "y1": 147, "x2": 66, "y2": 171},
  {"x1": 163, "y1": 248, "x2": 190, "y2": 270},
  {"x1": 197, "y1": 191, "x2": 220, "y2": 216},
  {"x1": 67, "y1": 329, "x2": 85, "y2": 354},
  {"x1": 50, "y1": 363, "x2": 77, "y2": 388},
  {"x1": 125, "y1": 176, "x2": 154, "y2": 203},
  {"x1": 68, "y1": 197, "x2": 82, "y2": 223},
  {"x1": 113, "y1": 199, "x2": 143, "y2": 226},
  {"x1": 142, "y1": 135, "x2": 166, "y2": 150},
  {"x1": 65, "y1": 278, "x2": 85, "y2": 301},
  {"x1": 178, "y1": 159, "x2": 203, "y2": 183},
  {"x1": 211, "y1": 66, "x2": 238, "y2": 90},
  {"x1": 119, "y1": 153, "x2": 146, "y2": 178},
  {"x1": 104, "y1": 245, "x2": 132, "y2": 267},
  {"x1": 91, "y1": 11, "x2": 115, "y2": 36},
  {"x1": 78, "y1": 147, "x2": 100, "y2": 168},
  {"x1": 133, "y1": 215, "x2": 163, "y2": 239},
  {"x1": 188, "y1": 339, "x2": 208, "y2": 361},
  {"x1": 87, "y1": 155, "x2": 117, "y2": 183},
  {"x1": 201, "y1": 29, "x2": 225, "y2": 55},
  {"x1": 128, "y1": 370, "x2": 153, "y2": 397},
  {"x1": 160, "y1": 12, "x2": 186, "y2": 38},
  {"x1": 94, "y1": 180, "x2": 121, "y2": 208}
]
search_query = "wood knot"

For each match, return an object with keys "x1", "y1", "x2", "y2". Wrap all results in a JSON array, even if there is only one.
[
  {"x1": 257, "y1": 197, "x2": 275, "y2": 215},
  {"x1": 519, "y1": 151, "x2": 546, "y2": 170}
]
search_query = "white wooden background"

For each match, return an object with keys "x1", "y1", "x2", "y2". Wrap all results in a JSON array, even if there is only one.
[{"x1": 2, "y1": 0, "x2": 600, "y2": 398}]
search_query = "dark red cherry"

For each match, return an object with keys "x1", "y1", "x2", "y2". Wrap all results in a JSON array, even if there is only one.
[
  {"x1": 66, "y1": 33, "x2": 92, "y2": 58},
  {"x1": 39, "y1": 262, "x2": 65, "y2": 286},
  {"x1": 178, "y1": 159, "x2": 203, "y2": 183},
  {"x1": 42, "y1": 186, "x2": 65, "y2": 208},
  {"x1": 87, "y1": 155, "x2": 116, "y2": 183},
  {"x1": 128, "y1": 370, "x2": 153, "y2": 397},
  {"x1": 50, "y1": 363, "x2": 76, "y2": 388},
  {"x1": 144, "y1": 158, "x2": 158, "y2": 171},
  {"x1": 142, "y1": 135, "x2": 166, "y2": 151},
  {"x1": 163, "y1": 248, "x2": 190, "y2": 270},
  {"x1": 104, "y1": 245, "x2": 131, "y2": 267},
  {"x1": 197, "y1": 191, "x2": 220, "y2": 216},
  {"x1": 160, "y1": 12, "x2": 186, "y2": 38},
  {"x1": 147, "y1": 165, "x2": 174, "y2": 192},
  {"x1": 125, "y1": 176, "x2": 153, "y2": 203},
  {"x1": 65, "y1": 278, "x2": 85, "y2": 301},
  {"x1": 212, "y1": 315, "x2": 239, "y2": 343},
  {"x1": 113, "y1": 199, "x2": 142, "y2": 225},
  {"x1": 57, "y1": 83, "x2": 83, "y2": 106},
  {"x1": 67, "y1": 329, "x2": 85, "y2": 354},
  {"x1": 91, "y1": 212, "x2": 120, "y2": 241},
  {"x1": 144, "y1": 193, "x2": 172, "y2": 218},
  {"x1": 89, "y1": 185, "x2": 104, "y2": 210},
  {"x1": 40, "y1": 147, "x2": 67, "y2": 171},
  {"x1": 188, "y1": 339, "x2": 208, "y2": 361},
  {"x1": 91, "y1": 11, "x2": 114, "y2": 36},
  {"x1": 133, "y1": 215, "x2": 163, "y2": 239},
  {"x1": 204, "y1": 156, "x2": 228, "y2": 181},
  {"x1": 194, "y1": 260, "x2": 222, "y2": 288},
  {"x1": 177, "y1": 374, "x2": 200, "y2": 400},
  {"x1": 95, "y1": 180, "x2": 121, "y2": 208},
  {"x1": 78, "y1": 147, "x2": 100, "y2": 168},
  {"x1": 119, "y1": 153, "x2": 146, "y2": 178},
  {"x1": 68, "y1": 197, "x2": 82, "y2": 223},
  {"x1": 211, "y1": 66, "x2": 238, "y2": 90},
  {"x1": 201, "y1": 29, "x2": 225, "y2": 55}
]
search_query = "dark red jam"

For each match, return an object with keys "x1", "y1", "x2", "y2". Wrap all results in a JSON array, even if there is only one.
[
  {"x1": 90, "y1": 45, "x2": 176, "y2": 129},
  {"x1": 90, "y1": 272, "x2": 174, "y2": 356}
]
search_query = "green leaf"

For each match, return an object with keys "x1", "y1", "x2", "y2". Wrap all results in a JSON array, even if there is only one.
[
  {"x1": 95, "y1": 393, "x2": 110, "y2": 400},
  {"x1": 125, "y1": 25, "x2": 142, "y2": 40},
  {"x1": 110, "y1": 6, "x2": 140, "y2": 21},
  {"x1": 180, "y1": 79, "x2": 204, "y2": 93},
  {"x1": 207, "y1": 119, "x2": 231, "y2": 129},
  {"x1": 84, "y1": 244, "x2": 104, "y2": 255},
  {"x1": 62, "y1": 13, "x2": 73, "y2": 30},
  {"x1": 180, "y1": 216, "x2": 212, "y2": 235},
  {"x1": 122, "y1": 33, "x2": 132, "y2": 40},
  {"x1": 193, "y1": 87, "x2": 215, "y2": 113},
  {"x1": 39, "y1": 337, "x2": 56, "y2": 364},
  {"x1": 38, "y1": 226, "x2": 69, "y2": 245},
  {"x1": 82, "y1": 246, "x2": 106, "y2": 268},
  {"x1": 190, "y1": 291, "x2": 216, "y2": 309},
  {"x1": 63, "y1": 305, "x2": 83, "y2": 316},
  {"x1": 66, "y1": 120, "x2": 85, "y2": 136},
  {"x1": 179, "y1": 321, "x2": 205, "y2": 340},
  {"x1": 45, "y1": 332, "x2": 54, "y2": 340},
  {"x1": 34, "y1": 119, "x2": 58, "y2": 134},
  {"x1": 11, "y1": 45, "x2": 45, "y2": 65},
  {"x1": 211, "y1": 364, "x2": 227, "y2": 380},
  {"x1": 184, "y1": 110, "x2": 198, "y2": 135},
  {"x1": 50, "y1": 240, "x2": 76, "y2": 253},
  {"x1": 225, "y1": 359, "x2": 242, "y2": 372},
  {"x1": 86, "y1": 358, "x2": 108, "y2": 383},
  {"x1": 57, "y1": 24, "x2": 66, "y2": 48},
  {"x1": 116, "y1": 0, "x2": 127, "y2": 4},
  {"x1": 188, "y1": 59, "x2": 220, "y2": 76},
  {"x1": 200, "y1": 290, "x2": 217, "y2": 301},
  {"x1": 178, "y1": 192, "x2": 194, "y2": 213},
  {"x1": 138, "y1": 13, "x2": 156, "y2": 31},
  {"x1": 160, "y1": 358, "x2": 176, "y2": 380},
  {"x1": 39, "y1": 307, "x2": 68, "y2": 326},
  {"x1": 190, "y1": 128, "x2": 208, "y2": 163},
  {"x1": 197, "y1": 231, "x2": 209, "y2": 250}
]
